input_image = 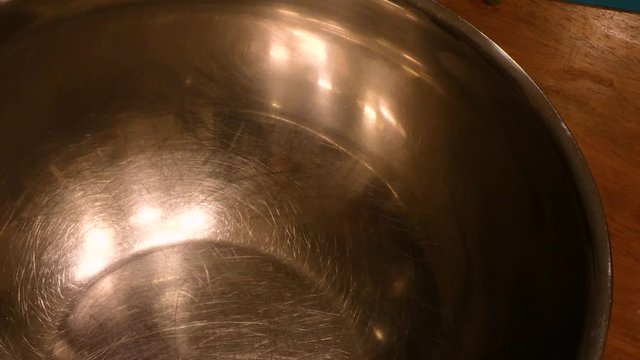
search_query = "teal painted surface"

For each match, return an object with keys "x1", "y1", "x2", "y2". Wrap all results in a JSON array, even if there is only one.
[{"x1": 566, "y1": 0, "x2": 640, "y2": 11}]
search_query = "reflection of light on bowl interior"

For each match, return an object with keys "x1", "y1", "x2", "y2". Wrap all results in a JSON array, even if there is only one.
[
  {"x1": 276, "y1": 8, "x2": 300, "y2": 17},
  {"x1": 379, "y1": 102, "x2": 406, "y2": 137},
  {"x1": 137, "y1": 207, "x2": 213, "y2": 251},
  {"x1": 269, "y1": 29, "x2": 329, "y2": 97},
  {"x1": 269, "y1": 43, "x2": 289, "y2": 61},
  {"x1": 379, "y1": 104, "x2": 397, "y2": 127},
  {"x1": 177, "y1": 208, "x2": 209, "y2": 231},
  {"x1": 268, "y1": 29, "x2": 327, "y2": 67},
  {"x1": 402, "y1": 65, "x2": 421, "y2": 78},
  {"x1": 318, "y1": 77, "x2": 332, "y2": 90},
  {"x1": 364, "y1": 104, "x2": 378, "y2": 125},
  {"x1": 361, "y1": 96, "x2": 407, "y2": 137},
  {"x1": 362, "y1": 90, "x2": 380, "y2": 129},
  {"x1": 130, "y1": 206, "x2": 163, "y2": 226},
  {"x1": 75, "y1": 227, "x2": 116, "y2": 280},
  {"x1": 402, "y1": 52, "x2": 422, "y2": 66},
  {"x1": 292, "y1": 29, "x2": 327, "y2": 64},
  {"x1": 373, "y1": 326, "x2": 386, "y2": 341}
]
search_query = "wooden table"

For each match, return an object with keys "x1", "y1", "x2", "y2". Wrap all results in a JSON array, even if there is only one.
[{"x1": 436, "y1": 1, "x2": 640, "y2": 358}]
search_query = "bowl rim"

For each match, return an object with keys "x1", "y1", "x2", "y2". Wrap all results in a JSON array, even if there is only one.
[{"x1": 408, "y1": 1, "x2": 612, "y2": 358}]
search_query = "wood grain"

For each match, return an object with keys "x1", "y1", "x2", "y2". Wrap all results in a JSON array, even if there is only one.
[{"x1": 435, "y1": 1, "x2": 640, "y2": 358}]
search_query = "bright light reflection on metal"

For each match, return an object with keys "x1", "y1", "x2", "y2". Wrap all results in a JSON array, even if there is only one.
[
  {"x1": 379, "y1": 104, "x2": 398, "y2": 127},
  {"x1": 177, "y1": 208, "x2": 209, "y2": 232},
  {"x1": 75, "y1": 227, "x2": 115, "y2": 280},
  {"x1": 361, "y1": 96, "x2": 407, "y2": 137},
  {"x1": 402, "y1": 64, "x2": 421, "y2": 78},
  {"x1": 130, "y1": 206, "x2": 163, "y2": 226},
  {"x1": 373, "y1": 326, "x2": 386, "y2": 341},
  {"x1": 293, "y1": 30, "x2": 327, "y2": 64},
  {"x1": 276, "y1": 9, "x2": 300, "y2": 17},
  {"x1": 402, "y1": 52, "x2": 421, "y2": 65},
  {"x1": 137, "y1": 207, "x2": 212, "y2": 250},
  {"x1": 364, "y1": 104, "x2": 377, "y2": 125},
  {"x1": 318, "y1": 78, "x2": 332, "y2": 90},
  {"x1": 269, "y1": 43, "x2": 289, "y2": 61}
]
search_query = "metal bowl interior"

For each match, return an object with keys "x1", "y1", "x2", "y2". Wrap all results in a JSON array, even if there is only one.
[{"x1": 0, "y1": 0, "x2": 610, "y2": 359}]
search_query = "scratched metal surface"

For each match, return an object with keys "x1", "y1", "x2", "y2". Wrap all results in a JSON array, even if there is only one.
[{"x1": 0, "y1": 0, "x2": 607, "y2": 359}]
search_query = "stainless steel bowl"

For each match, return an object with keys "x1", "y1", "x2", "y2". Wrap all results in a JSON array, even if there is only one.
[{"x1": 0, "y1": 0, "x2": 611, "y2": 359}]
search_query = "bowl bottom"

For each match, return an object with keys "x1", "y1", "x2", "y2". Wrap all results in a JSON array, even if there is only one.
[{"x1": 56, "y1": 241, "x2": 359, "y2": 359}]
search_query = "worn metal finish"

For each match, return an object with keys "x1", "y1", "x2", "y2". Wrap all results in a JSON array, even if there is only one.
[{"x1": 0, "y1": 0, "x2": 610, "y2": 359}]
